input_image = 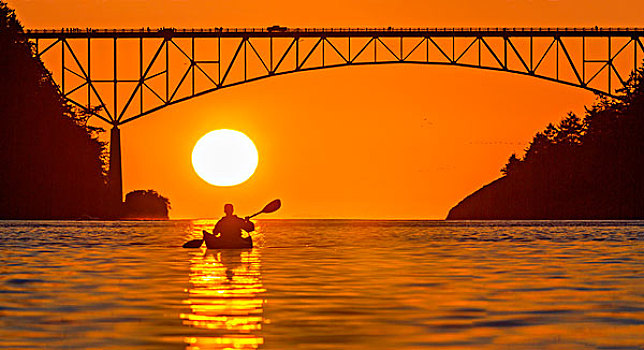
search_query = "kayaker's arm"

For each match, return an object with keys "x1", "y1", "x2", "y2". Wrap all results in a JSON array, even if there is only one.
[
  {"x1": 213, "y1": 221, "x2": 222, "y2": 237},
  {"x1": 242, "y1": 217, "x2": 255, "y2": 232}
]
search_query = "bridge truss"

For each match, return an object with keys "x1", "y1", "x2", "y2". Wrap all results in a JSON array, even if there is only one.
[
  {"x1": 26, "y1": 27, "x2": 644, "y2": 127},
  {"x1": 23, "y1": 27, "x2": 644, "y2": 207}
]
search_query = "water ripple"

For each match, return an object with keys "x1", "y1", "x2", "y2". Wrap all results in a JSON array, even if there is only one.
[{"x1": 0, "y1": 219, "x2": 642, "y2": 349}]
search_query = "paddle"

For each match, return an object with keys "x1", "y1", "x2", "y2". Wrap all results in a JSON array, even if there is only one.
[
  {"x1": 182, "y1": 199, "x2": 281, "y2": 248},
  {"x1": 247, "y1": 199, "x2": 281, "y2": 219}
]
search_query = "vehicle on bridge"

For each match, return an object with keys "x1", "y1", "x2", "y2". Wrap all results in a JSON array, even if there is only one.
[
  {"x1": 158, "y1": 27, "x2": 176, "y2": 38},
  {"x1": 267, "y1": 25, "x2": 288, "y2": 32}
]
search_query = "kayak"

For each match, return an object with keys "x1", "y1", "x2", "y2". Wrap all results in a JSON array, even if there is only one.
[{"x1": 203, "y1": 230, "x2": 253, "y2": 249}]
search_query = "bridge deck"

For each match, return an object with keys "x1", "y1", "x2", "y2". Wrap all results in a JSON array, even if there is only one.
[{"x1": 25, "y1": 27, "x2": 644, "y2": 39}]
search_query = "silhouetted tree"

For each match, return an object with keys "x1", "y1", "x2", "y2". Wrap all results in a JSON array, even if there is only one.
[
  {"x1": 556, "y1": 112, "x2": 584, "y2": 145},
  {"x1": 501, "y1": 153, "x2": 521, "y2": 175},
  {"x1": 0, "y1": 1, "x2": 108, "y2": 219}
]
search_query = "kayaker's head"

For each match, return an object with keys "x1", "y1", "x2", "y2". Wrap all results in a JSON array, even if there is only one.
[{"x1": 224, "y1": 203, "x2": 234, "y2": 216}]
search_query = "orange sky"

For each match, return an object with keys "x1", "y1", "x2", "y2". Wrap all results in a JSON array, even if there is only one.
[{"x1": 9, "y1": 0, "x2": 644, "y2": 219}]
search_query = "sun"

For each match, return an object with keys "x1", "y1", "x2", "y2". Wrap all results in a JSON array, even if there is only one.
[{"x1": 192, "y1": 129, "x2": 259, "y2": 187}]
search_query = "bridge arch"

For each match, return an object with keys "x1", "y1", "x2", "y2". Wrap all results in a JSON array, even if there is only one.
[{"x1": 129, "y1": 59, "x2": 616, "y2": 124}]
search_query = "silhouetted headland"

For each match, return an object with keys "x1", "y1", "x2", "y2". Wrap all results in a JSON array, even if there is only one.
[
  {"x1": 0, "y1": 2, "x2": 169, "y2": 220},
  {"x1": 448, "y1": 64, "x2": 644, "y2": 220}
]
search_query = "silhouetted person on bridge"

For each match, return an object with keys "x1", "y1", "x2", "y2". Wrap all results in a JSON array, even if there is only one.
[{"x1": 204, "y1": 204, "x2": 254, "y2": 248}]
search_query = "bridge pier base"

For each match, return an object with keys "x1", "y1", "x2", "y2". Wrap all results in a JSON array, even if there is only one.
[{"x1": 108, "y1": 126, "x2": 123, "y2": 218}]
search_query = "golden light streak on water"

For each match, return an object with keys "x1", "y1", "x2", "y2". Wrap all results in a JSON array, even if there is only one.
[{"x1": 181, "y1": 245, "x2": 265, "y2": 350}]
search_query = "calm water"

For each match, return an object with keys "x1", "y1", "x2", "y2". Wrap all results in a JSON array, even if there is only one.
[{"x1": 1, "y1": 220, "x2": 643, "y2": 349}]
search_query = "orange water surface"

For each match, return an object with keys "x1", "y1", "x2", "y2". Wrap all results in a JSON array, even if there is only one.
[{"x1": 1, "y1": 220, "x2": 643, "y2": 349}]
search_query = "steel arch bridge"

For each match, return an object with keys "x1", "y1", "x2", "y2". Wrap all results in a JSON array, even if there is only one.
[
  {"x1": 26, "y1": 27, "x2": 644, "y2": 127},
  {"x1": 24, "y1": 27, "x2": 644, "y2": 207}
]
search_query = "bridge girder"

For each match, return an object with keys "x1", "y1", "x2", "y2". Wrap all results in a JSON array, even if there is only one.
[{"x1": 26, "y1": 27, "x2": 644, "y2": 126}]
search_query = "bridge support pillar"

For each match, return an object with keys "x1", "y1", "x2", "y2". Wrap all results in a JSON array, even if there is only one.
[{"x1": 108, "y1": 126, "x2": 123, "y2": 218}]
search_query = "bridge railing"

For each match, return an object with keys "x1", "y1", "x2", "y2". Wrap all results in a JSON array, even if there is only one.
[{"x1": 24, "y1": 27, "x2": 644, "y2": 35}]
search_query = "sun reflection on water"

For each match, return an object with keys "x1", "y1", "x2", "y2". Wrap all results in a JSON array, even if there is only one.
[{"x1": 181, "y1": 245, "x2": 265, "y2": 350}]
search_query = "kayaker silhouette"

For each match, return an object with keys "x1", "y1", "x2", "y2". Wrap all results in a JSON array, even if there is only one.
[
  {"x1": 204, "y1": 203, "x2": 254, "y2": 249},
  {"x1": 183, "y1": 199, "x2": 280, "y2": 249}
]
